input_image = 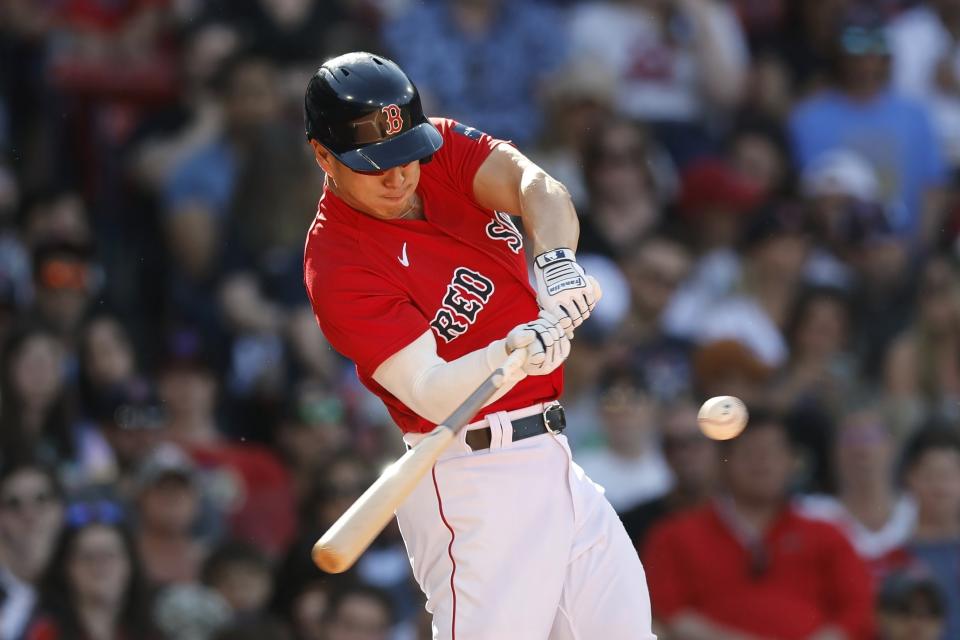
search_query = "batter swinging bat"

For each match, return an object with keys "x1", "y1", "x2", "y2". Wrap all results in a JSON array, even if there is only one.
[{"x1": 312, "y1": 348, "x2": 528, "y2": 573}]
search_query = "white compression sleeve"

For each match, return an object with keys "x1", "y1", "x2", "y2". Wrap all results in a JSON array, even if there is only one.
[{"x1": 372, "y1": 330, "x2": 523, "y2": 425}]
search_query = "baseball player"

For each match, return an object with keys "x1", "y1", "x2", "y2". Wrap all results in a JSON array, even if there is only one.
[{"x1": 303, "y1": 52, "x2": 655, "y2": 639}]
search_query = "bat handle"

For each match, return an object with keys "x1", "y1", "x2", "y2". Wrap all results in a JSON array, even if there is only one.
[{"x1": 493, "y1": 347, "x2": 527, "y2": 388}]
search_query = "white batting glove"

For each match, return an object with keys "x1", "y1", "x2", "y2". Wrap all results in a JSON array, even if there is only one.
[
  {"x1": 533, "y1": 248, "x2": 600, "y2": 334},
  {"x1": 505, "y1": 309, "x2": 571, "y2": 376}
]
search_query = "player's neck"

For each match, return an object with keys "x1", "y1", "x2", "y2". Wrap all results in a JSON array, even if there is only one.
[{"x1": 397, "y1": 192, "x2": 425, "y2": 220}]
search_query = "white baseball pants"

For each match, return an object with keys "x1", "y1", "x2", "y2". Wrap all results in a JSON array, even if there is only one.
[{"x1": 397, "y1": 403, "x2": 656, "y2": 640}]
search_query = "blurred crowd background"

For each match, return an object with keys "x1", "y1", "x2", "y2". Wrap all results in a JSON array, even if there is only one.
[{"x1": 5, "y1": 0, "x2": 960, "y2": 638}]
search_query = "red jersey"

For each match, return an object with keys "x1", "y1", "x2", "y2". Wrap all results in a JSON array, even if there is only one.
[
  {"x1": 641, "y1": 502, "x2": 876, "y2": 640},
  {"x1": 304, "y1": 118, "x2": 562, "y2": 434}
]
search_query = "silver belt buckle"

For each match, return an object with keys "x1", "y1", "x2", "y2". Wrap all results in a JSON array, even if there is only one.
[{"x1": 543, "y1": 401, "x2": 562, "y2": 435}]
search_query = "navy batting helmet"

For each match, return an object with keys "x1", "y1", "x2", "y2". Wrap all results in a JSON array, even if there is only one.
[{"x1": 304, "y1": 52, "x2": 443, "y2": 172}]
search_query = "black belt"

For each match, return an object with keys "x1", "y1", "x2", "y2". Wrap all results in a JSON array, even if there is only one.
[{"x1": 465, "y1": 403, "x2": 566, "y2": 451}]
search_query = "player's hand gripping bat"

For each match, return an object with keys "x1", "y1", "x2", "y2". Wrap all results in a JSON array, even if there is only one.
[{"x1": 312, "y1": 348, "x2": 528, "y2": 573}]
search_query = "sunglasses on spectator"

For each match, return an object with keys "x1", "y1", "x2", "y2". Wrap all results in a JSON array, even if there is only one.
[
  {"x1": 38, "y1": 259, "x2": 91, "y2": 291},
  {"x1": 65, "y1": 500, "x2": 125, "y2": 529},
  {"x1": 840, "y1": 28, "x2": 889, "y2": 56},
  {"x1": 0, "y1": 490, "x2": 59, "y2": 513}
]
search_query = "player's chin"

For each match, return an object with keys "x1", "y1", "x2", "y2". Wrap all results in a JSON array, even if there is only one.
[{"x1": 378, "y1": 195, "x2": 413, "y2": 218}]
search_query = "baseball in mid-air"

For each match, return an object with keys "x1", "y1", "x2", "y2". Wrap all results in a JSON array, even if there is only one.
[{"x1": 697, "y1": 396, "x2": 748, "y2": 440}]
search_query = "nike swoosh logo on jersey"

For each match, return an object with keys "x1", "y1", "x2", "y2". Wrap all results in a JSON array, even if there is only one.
[{"x1": 398, "y1": 242, "x2": 409, "y2": 267}]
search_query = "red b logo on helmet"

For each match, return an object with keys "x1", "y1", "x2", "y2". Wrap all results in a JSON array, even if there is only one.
[{"x1": 382, "y1": 104, "x2": 403, "y2": 135}]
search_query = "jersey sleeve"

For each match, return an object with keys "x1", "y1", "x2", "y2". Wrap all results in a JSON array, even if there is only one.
[
  {"x1": 429, "y1": 117, "x2": 510, "y2": 202},
  {"x1": 305, "y1": 254, "x2": 430, "y2": 378}
]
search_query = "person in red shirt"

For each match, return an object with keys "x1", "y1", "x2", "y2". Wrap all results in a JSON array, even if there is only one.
[
  {"x1": 642, "y1": 408, "x2": 875, "y2": 640},
  {"x1": 302, "y1": 52, "x2": 654, "y2": 639}
]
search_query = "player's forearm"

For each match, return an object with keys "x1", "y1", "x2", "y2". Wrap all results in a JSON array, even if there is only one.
[
  {"x1": 518, "y1": 166, "x2": 579, "y2": 256},
  {"x1": 373, "y1": 331, "x2": 517, "y2": 425}
]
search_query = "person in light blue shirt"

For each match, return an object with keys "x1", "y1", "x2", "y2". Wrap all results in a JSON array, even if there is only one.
[
  {"x1": 381, "y1": 0, "x2": 566, "y2": 147},
  {"x1": 789, "y1": 13, "x2": 947, "y2": 242}
]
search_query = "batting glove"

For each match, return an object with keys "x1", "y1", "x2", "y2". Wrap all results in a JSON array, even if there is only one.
[
  {"x1": 505, "y1": 309, "x2": 571, "y2": 376},
  {"x1": 533, "y1": 248, "x2": 600, "y2": 334}
]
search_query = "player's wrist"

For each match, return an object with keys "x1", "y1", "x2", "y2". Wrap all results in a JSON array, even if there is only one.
[
  {"x1": 534, "y1": 247, "x2": 576, "y2": 269},
  {"x1": 485, "y1": 338, "x2": 511, "y2": 370}
]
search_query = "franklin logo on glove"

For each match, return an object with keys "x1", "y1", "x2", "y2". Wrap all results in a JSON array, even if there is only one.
[{"x1": 533, "y1": 248, "x2": 601, "y2": 332}]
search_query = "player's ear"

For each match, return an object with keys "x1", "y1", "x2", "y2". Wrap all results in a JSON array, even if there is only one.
[{"x1": 310, "y1": 140, "x2": 336, "y2": 174}]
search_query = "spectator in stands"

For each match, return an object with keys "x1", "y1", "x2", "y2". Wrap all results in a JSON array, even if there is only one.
[
  {"x1": 19, "y1": 188, "x2": 92, "y2": 252},
  {"x1": 888, "y1": 0, "x2": 960, "y2": 166},
  {"x1": 77, "y1": 314, "x2": 140, "y2": 418},
  {"x1": 674, "y1": 156, "x2": 766, "y2": 260},
  {"x1": 323, "y1": 584, "x2": 394, "y2": 640},
  {"x1": 0, "y1": 462, "x2": 64, "y2": 640},
  {"x1": 202, "y1": 540, "x2": 275, "y2": 617},
  {"x1": 568, "y1": 0, "x2": 748, "y2": 164},
  {"x1": 27, "y1": 502, "x2": 161, "y2": 640},
  {"x1": 134, "y1": 444, "x2": 206, "y2": 586},
  {"x1": 789, "y1": 10, "x2": 947, "y2": 243},
  {"x1": 617, "y1": 236, "x2": 695, "y2": 403},
  {"x1": 578, "y1": 118, "x2": 666, "y2": 260},
  {"x1": 643, "y1": 409, "x2": 875, "y2": 640},
  {"x1": 531, "y1": 60, "x2": 618, "y2": 210},
  {"x1": 575, "y1": 367, "x2": 672, "y2": 513},
  {"x1": 0, "y1": 328, "x2": 75, "y2": 468},
  {"x1": 287, "y1": 582, "x2": 332, "y2": 640},
  {"x1": 216, "y1": 0, "x2": 364, "y2": 68},
  {"x1": 152, "y1": 583, "x2": 232, "y2": 640},
  {"x1": 800, "y1": 148, "x2": 887, "y2": 289},
  {"x1": 691, "y1": 339, "x2": 773, "y2": 409},
  {"x1": 876, "y1": 566, "x2": 946, "y2": 640},
  {"x1": 847, "y1": 227, "x2": 915, "y2": 388},
  {"x1": 885, "y1": 256, "x2": 960, "y2": 433},
  {"x1": 158, "y1": 329, "x2": 296, "y2": 556},
  {"x1": 620, "y1": 399, "x2": 717, "y2": 550},
  {"x1": 901, "y1": 427, "x2": 960, "y2": 640},
  {"x1": 127, "y1": 22, "x2": 240, "y2": 196},
  {"x1": 690, "y1": 201, "x2": 811, "y2": 369},
  {"x1": 271, "y1": 545, "x2": 343, "y2": 640},
  {"x1": 726, "y1": 115, "x2": 794, "y2": 198},
  {"x1": 0, "y1": 327, "x2": 115, "y2": 490},
  {"x1": 275, "y1": 382, "x2": 350, "y2": 500},
  {"x1": 620, "y1": 237, "x2": 692, "y2": 347},
  {"x1": 160, "y1": 51, "x2": 288, "y2": 341},
  {"x1": 297, "y1": 453, "x2": 373, "y2": 536},
  {"x1": 284, "y1": 307, "x2": 345, "y2": 386},
  {"x1": 770, "y1": 286, "x2": 855, "y2": 427},
  {"x1": 799, "y1": 405, "x2": 916, "y2": 573},
  {"x1": 91, "y1": 378, "x2": 165, "y2": 500},
  {"x1": 29, "y1": 240, "x2": 99, "y2": 346},
  {"x1": 774, "y1": 0, "x2": 850, "y2": 96},
  {"x1": 382, "y1": 0, "x2": 566, "y2": 145}
]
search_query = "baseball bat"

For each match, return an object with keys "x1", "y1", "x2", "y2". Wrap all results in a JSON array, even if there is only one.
[{"x1": 312, "y1": 348, "x2": 527, "y2": 573}]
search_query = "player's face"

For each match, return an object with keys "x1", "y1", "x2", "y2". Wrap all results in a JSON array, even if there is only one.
[{"x1": 311, "y1": 142, "x2": 421, "y2": 220}]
